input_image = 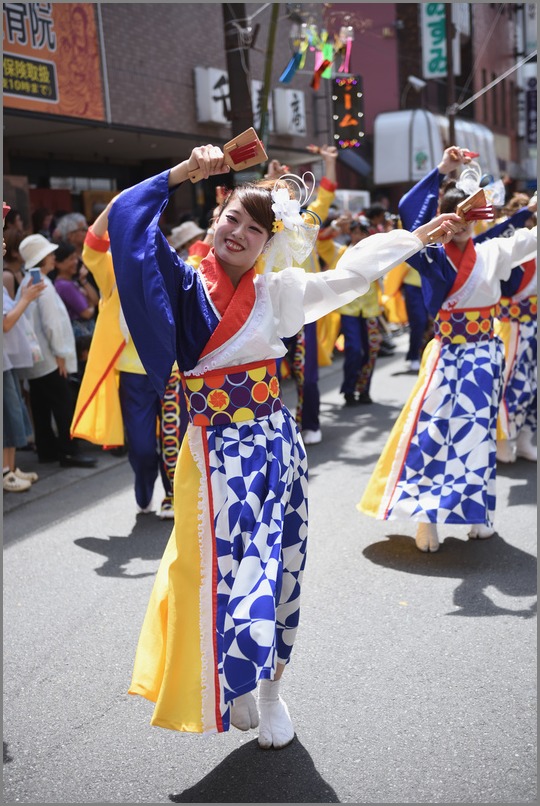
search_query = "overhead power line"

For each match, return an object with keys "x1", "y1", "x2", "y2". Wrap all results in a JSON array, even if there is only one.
[{"x1": 451, "y1": 50, "x2": 537, "y2": 114}]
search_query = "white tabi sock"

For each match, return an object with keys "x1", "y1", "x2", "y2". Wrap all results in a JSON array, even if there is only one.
[
  {"x1": 516, "y1": 427, "x2": 537, "y2": 462},
  {"x1": 415, "y1": 522, "x2": 440, "y2": 553},
  {"x1": 468, "y1": 524, "x2": 495, "y2": 539},
  {"x1": 230, "y1": 691, "x2": 259, "y2": 731},
  {"x1": 257, "y1": 678, "x2": 294, "y2": 750}
]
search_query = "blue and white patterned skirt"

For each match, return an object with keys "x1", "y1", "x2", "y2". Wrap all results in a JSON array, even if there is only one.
[
  {"x1": 128, "y1": 405, "x2": 308, "y2": 734},
  {"x1": 359, "y1": 336, "x2": 504, "y2": 527}
]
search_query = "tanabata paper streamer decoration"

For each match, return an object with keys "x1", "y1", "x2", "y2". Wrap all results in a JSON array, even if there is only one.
[
  {"x1": 311, "y1": 58, "x2": 333, "y2": 90},
  {"x1": 322, "y1": 42, "x2": 334, "y2": 77},
  {"x1": 337, "y1": 35, "x2": 353, "y2": 73},
  {"x1": 279, "y1": 51, "x2": 303, "y2": 84},
  {"x1": 279, "y1": 25, "x2": 337, "y2": 87}
]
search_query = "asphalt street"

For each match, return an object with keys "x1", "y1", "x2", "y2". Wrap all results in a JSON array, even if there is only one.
[{"x1": 3, "y1": 332, "x2": 537, "y2": 804}]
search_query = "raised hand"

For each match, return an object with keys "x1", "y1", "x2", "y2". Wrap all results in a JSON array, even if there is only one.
[
  {"x1": 186, "y1": 145, "x2": 230, "y2": 181},
  {"x1": 413, "y1": 212, "x2": 463, "y2": 246},
  {"x1": 437, "y1": 146, "x2": 475, "y2": 176},
  {"x1": 264, "y1": 159, "x2": 290, "y2": 180},
  {"x1": 168, "y1": 145, "x2": 230, "y2": 188}
]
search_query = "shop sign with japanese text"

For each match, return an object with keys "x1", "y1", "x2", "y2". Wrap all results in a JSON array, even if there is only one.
[
  {"x1": 420, "y1": 4, "x2": 461, "y2": 80},
  {"x1": 194, "y1": 67, "x2": 275, "y2": 131},
  {"x1": 273, "y1": 88, "x2": 306, "y2": 136},
  {"x1": 3, "y1": 2, "x2": 105, "y2": 120}
]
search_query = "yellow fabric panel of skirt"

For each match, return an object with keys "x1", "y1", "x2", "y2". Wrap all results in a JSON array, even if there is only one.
[
  {"x1": 358, "y1": 339, "x2": 440, "y2": 518},
  {"x1": 494, "y1": 319, "x2": 516, "y2": 443},
  {"x1": 128, "y1": 439, "x2": 206, "y2": 732}
]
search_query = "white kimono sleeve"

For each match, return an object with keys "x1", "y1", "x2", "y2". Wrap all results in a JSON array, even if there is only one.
[
  {"x1": 476, "y1": 226, "x2": 537, "y2": 282},
  {"x1": 266, "y1": 229, "x2": 424, "y2": 335}
]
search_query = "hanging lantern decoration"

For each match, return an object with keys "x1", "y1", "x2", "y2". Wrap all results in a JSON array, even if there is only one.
[{"x1": 331, "y1": 75, "x2": 365, "y2": 149}]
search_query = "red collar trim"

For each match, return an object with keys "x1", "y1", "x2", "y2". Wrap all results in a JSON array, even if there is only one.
[
  {"x1": 520, "y1": 259, "x2": 536, "y2": 290},
  {"x1": 444, "y1": 238, "x2": 477, "y2": 295},
  {"x1": 198, "y1": 251, "x2": 256, "y2": 358},
  {"x1": 188, "y1": 240, "x2": 211, "y2": 259}
]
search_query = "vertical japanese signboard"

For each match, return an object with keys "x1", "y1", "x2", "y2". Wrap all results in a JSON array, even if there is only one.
[
  {"x1": 193, "y1": 66, "x2": 231, "y2": 124},
  {"x1": 420, "y1": 3, "x2": 461, "y2": 80},
  {"x1": 194, "y1": 68, "x2": 275, "y2": 132},
  {"x1": 3, "y1": 2, "x2": 105, "y2": 120},
  {"x1": 273, "y1": 88, "x2": 306, "y2": 136},
  {"x1": 331, "y1": 75, "x2": 364, "y2": 149},
  {"x1": 420, "y1": 4, "x2": 447, "y2": 78}
]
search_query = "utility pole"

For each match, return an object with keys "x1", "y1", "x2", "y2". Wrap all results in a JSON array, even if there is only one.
[
  {"x1": 222, "y1": 3, "x2": 254, "y2": 137},
  {"x1": 445, "y1": 4, "x2": 456, "y2": 145},
  {"x1": 258, "y1": 3, "x2": 279, "y2": 151}
]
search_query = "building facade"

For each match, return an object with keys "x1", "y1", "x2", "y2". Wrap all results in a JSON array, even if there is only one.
[{"x1": 3, "y1": 3, "x2": 537, "y2": 227}]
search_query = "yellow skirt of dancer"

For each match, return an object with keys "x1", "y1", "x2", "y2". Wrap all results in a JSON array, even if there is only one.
[
  {"x1": 358, "y1": 338, "x2": 439, "y2": 519},
  {"x1": 128, "y1": 433, "x2": 218, "y2": 733}
]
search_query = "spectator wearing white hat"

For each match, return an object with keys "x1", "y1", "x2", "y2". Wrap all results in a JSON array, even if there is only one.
[
  {"x1": 16, "y1": 234, "x2": 96, "y2": 469},
  {"x1": 168, "y1": 220, "x2": 205, "y2": 261}
]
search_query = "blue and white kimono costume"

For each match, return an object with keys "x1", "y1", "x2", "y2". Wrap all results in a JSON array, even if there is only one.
[
  {"x1": 108, "y1": 169, "x2": 428, "y2": 733},
  {"x1": 359, "y1": 169, "x2": 537, "y2": 527},
  {"x1": 474, "y1": 210, "x2": 537, "y2": 442}
]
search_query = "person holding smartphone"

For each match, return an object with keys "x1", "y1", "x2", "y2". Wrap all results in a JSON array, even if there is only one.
[
  {"x1": 3, "y1": 203, "x2": 45, "y2": 492},
  {"x1": 16, "y1": 234, "x2": 96, "y2": 469}
]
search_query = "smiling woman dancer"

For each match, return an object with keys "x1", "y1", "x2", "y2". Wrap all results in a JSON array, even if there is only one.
[
  {"x1": 358, "y1": 150, "x2": 537, "y2": 553},
  {"x1": 106, "y1": 143, "x2": 462, "y2": 749}
]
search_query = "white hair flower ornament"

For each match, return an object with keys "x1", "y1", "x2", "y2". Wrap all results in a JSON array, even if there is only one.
[
  {"x1": 456, "y1": 160, "x2": 506, "y2": 208},
  {"x1": 263, "y1": 172, "x2": 320, "y2": 271},
  {"x1": 271, "y1": 187, "x2": 304, "y2": 230}
]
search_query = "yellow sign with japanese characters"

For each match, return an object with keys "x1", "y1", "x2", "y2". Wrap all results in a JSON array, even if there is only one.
[{"x1": 3, "y1": 2, "x2": 105, "y2": 120}]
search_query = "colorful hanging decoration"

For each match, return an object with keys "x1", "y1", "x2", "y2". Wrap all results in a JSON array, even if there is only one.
[
  {"x1": 336, "y1": 26, "x2": 354, "y2": 74},
  {"x1": 311, "y1": 57, "x2": 333, "y2": 90},
  {"x1": 279, "y1": 19, "x2": 356, "y2": 89},
  {"x1": 279, "y1": 51, "x2": 303, "y2": 84}
]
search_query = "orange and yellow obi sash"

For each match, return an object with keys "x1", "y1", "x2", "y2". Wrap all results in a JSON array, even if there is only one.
[
  {"x1": 433, "y1": 305, "x2": 498, "y2": 345},
  {"x1": 498, "y1": 295, "x2": 537, "y2": 323},
  {"x1": 180, "y1": 359, "x2": 282, "y2": 426}
]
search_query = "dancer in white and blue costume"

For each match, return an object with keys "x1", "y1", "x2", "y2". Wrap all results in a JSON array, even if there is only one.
[
  {"x1": 107, "y1": 143, "x2": 464, "y2": 746},
  {"x1": 474, "y1": 204, "x2": 537, "y2": 463},
  {"x1": 358, "y1": 149, "x2": 537, "y2": 553}
]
